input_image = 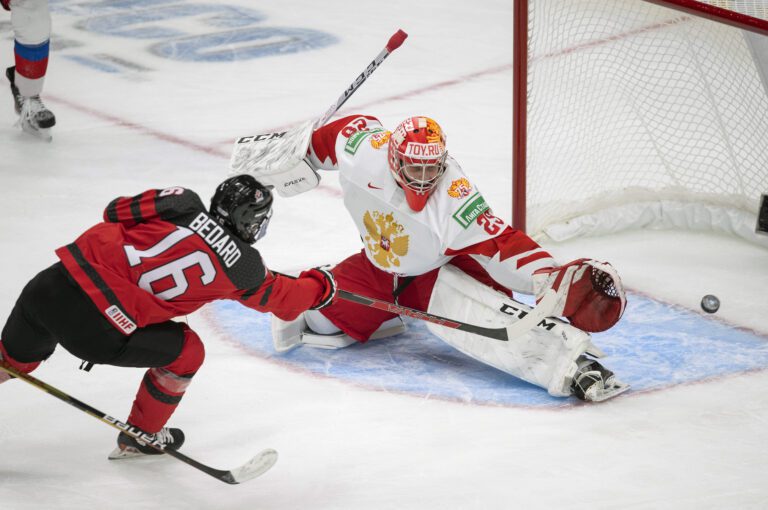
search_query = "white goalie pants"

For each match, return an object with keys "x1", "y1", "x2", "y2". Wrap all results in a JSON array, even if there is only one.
[{"x1": 427, "y1": 265, "x2": 600, "y2": 397}]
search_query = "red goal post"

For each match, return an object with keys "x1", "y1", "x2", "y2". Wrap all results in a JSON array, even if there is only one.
[{"x1": 513, "y1": 0, "x2": 768, "y2": 245}]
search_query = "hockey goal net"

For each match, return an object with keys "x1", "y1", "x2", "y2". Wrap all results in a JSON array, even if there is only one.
[{"x1": 513, "y1": 0, "x2": 768, "y2": 245}]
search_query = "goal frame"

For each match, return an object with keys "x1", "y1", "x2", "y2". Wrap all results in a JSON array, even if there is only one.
[{"x1": 512, "y1": 0, "x2": 768, "y2": 233}]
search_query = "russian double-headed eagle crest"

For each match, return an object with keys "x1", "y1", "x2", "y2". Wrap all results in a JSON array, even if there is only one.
[{"x1": 363, "y1": 210, "x2": 409, "y2": 268}]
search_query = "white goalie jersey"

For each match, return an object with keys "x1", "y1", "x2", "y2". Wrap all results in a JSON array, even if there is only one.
[
  {"x1": 306, "y1": 115, "x2": 555, "y2": 291},
  {"x1": 264, "y1": 114, "x2": 627, "y2": 401}
]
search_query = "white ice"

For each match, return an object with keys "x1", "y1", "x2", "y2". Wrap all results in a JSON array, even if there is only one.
[{"x1": 1, "y1": 1, "x2": 767, "y2": 509}]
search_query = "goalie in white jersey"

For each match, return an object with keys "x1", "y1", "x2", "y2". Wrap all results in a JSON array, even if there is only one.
[{"x1": 262, "y1": 114, "x2": 629, "y2": 402}]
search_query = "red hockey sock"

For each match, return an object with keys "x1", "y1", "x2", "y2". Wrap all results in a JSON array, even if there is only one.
[
  {"x1": 0, "y1": 340, "x2": 41, "y2": 383},
  {"x1": 127, "y1": 326, "x2": 205, "y2": 433}
]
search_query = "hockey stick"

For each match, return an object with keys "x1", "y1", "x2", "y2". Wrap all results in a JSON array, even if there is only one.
[
  {"x1": 336, "y1": 287, "x2": 560, "y2": 342},
  {"x1": 315, "y1": 28, "x2": 408, "y2": 128},
  {"x1": 0, "y1": 362, "x2": 277, "y2": 485},
  {"x1": 230, "y1": 29, "x2": 408, "y2": 193}
]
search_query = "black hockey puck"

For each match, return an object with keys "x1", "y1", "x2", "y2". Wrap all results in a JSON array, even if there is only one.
[{"x1": 701, "y1": 294, "x2": 720, "y2": 314}]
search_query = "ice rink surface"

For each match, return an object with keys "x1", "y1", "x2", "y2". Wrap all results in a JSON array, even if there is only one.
[{"x1": 1, "y1": 1, "x2": 767, "y2": 509}]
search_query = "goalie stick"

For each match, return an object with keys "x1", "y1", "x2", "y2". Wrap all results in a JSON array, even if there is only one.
[
  {"x1": 273, "y1": 270, "x2": 560, "y2": 342},
  {"x1": 0, "y1": 362, "x2": 277, "y2": 485},
  {"x1": 230, "y1": 29, "x2": 408, "y2": 195},
  {"x1": 315, "y1": 28, "x2": 408, "y2": 128},
  {"x1": 337, "y1": 288, "x2": 559, "y2": 342}
]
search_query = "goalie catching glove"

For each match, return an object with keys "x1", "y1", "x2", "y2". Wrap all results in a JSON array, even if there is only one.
[
  {"x1": 532, "y1": 259, "x2": 626, "y2": 332},
  {"x1": 230, "y1": 120, "x2": 319, "y2": 197}
]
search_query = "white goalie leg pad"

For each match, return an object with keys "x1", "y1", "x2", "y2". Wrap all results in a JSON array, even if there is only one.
[
  {"x1": 427, "y1": 265, "x2": 601, "y2": 397},
  {"x1": 271, "y1": 313, "x2": 307, "y2": 353},
  {"x1": 271, "y1": 312, "x2": 408, "y2": 352},
  {"x1": 230, "y1": 120, "x2": 319, "y2": 197}
]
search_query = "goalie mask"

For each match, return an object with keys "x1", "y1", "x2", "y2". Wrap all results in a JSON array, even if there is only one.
[
  {"x1": 387, "y1": 116, "x2": 448, "y2": 212},
  {"x1": 210, "y1": 175, "x2": 273, "y2": 244}
]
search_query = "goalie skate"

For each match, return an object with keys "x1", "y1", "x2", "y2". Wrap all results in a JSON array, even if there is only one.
[{"x1": 570, "y1": 355, "x2": 629, "y2": 402}]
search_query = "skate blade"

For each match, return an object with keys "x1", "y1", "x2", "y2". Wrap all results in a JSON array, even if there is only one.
[
  {"x1": 589, "y1": 381, "x2": 631, "y2": 403},
  {"x1": 108, "y1": 445, "x2": 147, "y2": 460},
  {"x1": 19, "y1": 121, "x2": 52, "y2": 142}
]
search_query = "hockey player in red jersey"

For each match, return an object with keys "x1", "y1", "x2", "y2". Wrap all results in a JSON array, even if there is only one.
[
  {"x1": 0, "y1": 175, "x2": 335, "y2": 456},
  {"x1": 235, "y1": 114, "x2": 629, "y2": 402}
]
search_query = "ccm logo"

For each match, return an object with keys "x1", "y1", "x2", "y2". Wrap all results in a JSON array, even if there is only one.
[
  {"x1": 237, "y1": 132, "x2": 286, "y2": 144},
  {"x1": 499, "y1": 303, "x2": 556, "y2": 331}
]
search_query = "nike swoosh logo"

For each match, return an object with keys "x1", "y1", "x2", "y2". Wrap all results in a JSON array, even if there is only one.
[{"x1": 367, "y1": 182, "x2": 383, "y2": 190}]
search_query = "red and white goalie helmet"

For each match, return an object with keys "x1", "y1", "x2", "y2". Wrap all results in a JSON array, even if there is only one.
[{"x1": 387, "y1": 116, "x2": 448, "y2": 211}]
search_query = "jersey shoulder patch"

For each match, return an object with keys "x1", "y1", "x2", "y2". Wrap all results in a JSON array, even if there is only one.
[
  {"x1": 436, "y1": 169, "x2": 488, "y2": 230},
  {"x1": 451, "y1": 191, "x2": 490, "y2": 229},
  {"x1": 343, "y1": 128, "x2": 390, "y2": 156}
]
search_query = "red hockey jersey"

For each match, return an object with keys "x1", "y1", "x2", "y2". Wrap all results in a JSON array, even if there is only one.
[{"x1": 56, "y1": 187, "x2": 324, "y2": 334}]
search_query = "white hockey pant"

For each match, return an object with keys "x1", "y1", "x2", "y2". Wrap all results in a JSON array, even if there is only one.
[{"x1": 427, "y1": 265, "x2": 601, "y2": 397}]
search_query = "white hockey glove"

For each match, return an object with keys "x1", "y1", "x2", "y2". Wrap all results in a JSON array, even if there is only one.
[
  {"x1": 230, "y1": 120, "x2": 320, "y2": 197},
  {"x1": 532, "y1": 258, "x2": 626, "y2": 332}
]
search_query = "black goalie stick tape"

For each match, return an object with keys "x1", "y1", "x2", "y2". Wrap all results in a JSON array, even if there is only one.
[{"x1": 0, "y1": 362, "x2": 277, "y2": 485}]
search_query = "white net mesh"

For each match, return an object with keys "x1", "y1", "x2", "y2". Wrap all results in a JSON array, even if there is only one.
[
  {"x1": 691, "y1": 0, "x2": 768, "y2": 19},
  {"x1": 524, "y1": 0, "x2": 768, "y2": 242}
]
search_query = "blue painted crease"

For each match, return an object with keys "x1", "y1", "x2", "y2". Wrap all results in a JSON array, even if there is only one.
[{"x1": 210, "y1": 293, "x2": 768, "y2": 407}]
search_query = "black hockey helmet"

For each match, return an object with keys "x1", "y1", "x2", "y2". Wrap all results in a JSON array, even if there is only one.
[{"x1": 210, "y1": 175, "x2": 273, "y2": 244}]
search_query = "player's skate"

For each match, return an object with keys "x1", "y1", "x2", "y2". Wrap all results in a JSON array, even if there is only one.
[
  {"x1": 570, "y1": 355, "x2": 629, "y2": 402},
  {"x1": 108, "y1": 426, "x2": 185, "y2": 459},
  {"x1": 6, "y1": 66, "x2": 56, "y2": 141}
]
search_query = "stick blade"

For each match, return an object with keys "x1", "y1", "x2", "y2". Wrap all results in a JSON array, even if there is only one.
[{"x1": 222, "y1": 449, "x2": 279, "y2": 484}]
